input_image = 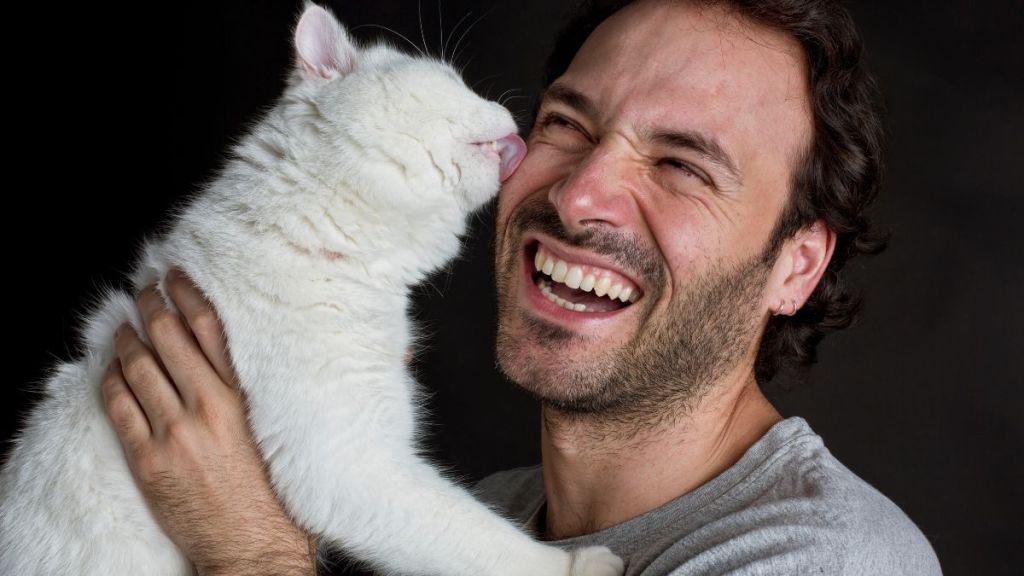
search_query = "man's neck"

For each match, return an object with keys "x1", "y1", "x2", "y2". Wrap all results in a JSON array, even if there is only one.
[{"x1": 538, "y1": 371, "x2": 782, "y2": 540}]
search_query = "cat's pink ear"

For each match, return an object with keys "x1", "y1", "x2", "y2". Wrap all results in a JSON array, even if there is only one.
[{"x1": 294, "y1": 4, "x2": 357, "y2": 80}]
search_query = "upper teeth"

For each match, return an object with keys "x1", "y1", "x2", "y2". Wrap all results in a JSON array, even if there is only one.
[{"x1": 534, "y1": 244, "x2": 640, "y2": 304}]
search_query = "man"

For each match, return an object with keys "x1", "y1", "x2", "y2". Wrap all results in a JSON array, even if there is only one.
[{"x1": 102, "y1": 0, "x2": 941, "y2": 574}]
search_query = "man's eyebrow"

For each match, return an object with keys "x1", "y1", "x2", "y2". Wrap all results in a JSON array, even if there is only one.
[
  {"x1": 540, "y1": 83, "x2": 599, "y2": 119},
  {"x1": 649, "y1": 130, "x2": 743, "y2": 184}
]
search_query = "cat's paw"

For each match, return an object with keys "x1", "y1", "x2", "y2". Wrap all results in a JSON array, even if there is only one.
[{"x1": 568, "y1": 546, "x2": 625, "y2": 576}]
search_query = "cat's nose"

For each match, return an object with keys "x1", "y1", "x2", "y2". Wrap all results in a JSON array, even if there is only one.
[{"x1": 496, "y1": 133, "x2": 527, "y2": 182}]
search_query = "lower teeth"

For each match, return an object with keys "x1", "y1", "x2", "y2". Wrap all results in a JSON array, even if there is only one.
[{"x1": 537, "y1": 277, "x2": 591, "y2": 312}]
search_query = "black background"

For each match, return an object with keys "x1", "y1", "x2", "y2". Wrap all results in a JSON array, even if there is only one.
[{"x1": 4, "y1": 1, "x2": 1021, "y2": 574}]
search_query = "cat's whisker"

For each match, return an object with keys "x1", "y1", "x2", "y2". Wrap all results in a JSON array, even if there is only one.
[
  {"x1": 501, "y1": 100, "x2": 531, "y2": 118},
  {"x1": 437, "y1": 0, "x2": 445, "y2": 61},
  {"x1": 496, "y1": 88, "x2": 523, "y2": 107},
  {"x1": 458, "y1": 55, "x2": 480, "y2": 81},
  {"x1": 418, "y1": 0, "x2": 430, "y2": 57},
  {"x1": 443, "y1": 11, "x2": 474, "y2": 65},
  {"x1": 470, "y1": 73, "x2": 501, "y2": 93},
  {"x1": 351, "y1": 23, "x2": 424, "y2": 57},
  {"x1": 450, "y1": 8, "x2": 493, "y2": 69},
  {"x1": 511, "y1": 110, "x2": 531, "y2": 127}
]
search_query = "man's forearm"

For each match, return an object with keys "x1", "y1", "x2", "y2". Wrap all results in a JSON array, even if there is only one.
[{"x1": 199, "y1": 531, "x2": 317, "y2": 576}]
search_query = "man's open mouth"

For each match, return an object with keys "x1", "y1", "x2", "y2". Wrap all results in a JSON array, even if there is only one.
[{"x1": 526, "y1": 240, "x2": 644, "y2": 314}]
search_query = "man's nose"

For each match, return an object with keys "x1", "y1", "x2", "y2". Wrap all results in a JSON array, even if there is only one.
[{"x1": 547, "y1": 146, "x2": 633, "y2": 234}]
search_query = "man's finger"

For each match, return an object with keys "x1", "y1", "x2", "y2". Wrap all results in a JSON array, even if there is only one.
[
  {"x1": 114, "y1": 322, "x2": 182, "y2": 437},
  {"x1": 136, "y1": 283, "x2": 218, "y2": 409},
  {"x1": 100, "y1": 358, "x2": 152, "y2": 447},
  {"x1": 164, "y1": 269, "x2": 239, "y2": 390}
]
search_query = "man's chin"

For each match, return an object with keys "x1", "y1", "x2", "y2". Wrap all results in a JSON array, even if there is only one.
[{"x1": 495, "y1": 315, "x2": 625, "y2": 413}]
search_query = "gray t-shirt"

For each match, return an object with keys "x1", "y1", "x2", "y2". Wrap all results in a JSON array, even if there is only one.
[{"x1": 474, "y1": 417, "x2": 941, "y2": 575}]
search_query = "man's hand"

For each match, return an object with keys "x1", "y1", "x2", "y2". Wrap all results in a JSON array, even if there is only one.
[{"x1": 100, "y1": 269, "x2": 315, "y2": 575}]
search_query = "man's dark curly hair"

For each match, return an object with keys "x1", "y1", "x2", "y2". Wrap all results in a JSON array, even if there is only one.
[{"x1": 541, "y1": 0, "x2": 887, "y2": 384}]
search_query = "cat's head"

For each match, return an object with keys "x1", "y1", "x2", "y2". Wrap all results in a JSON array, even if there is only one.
[{"x1": 283, "y1": 4, "x2": 525, "y2": 218}]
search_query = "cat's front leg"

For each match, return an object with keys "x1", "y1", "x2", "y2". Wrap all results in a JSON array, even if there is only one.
[{"x1": 247, "y1": 364, "x2": 623, "y2": 576}]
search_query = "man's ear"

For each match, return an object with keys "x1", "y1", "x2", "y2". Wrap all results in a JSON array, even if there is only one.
[{"x1": 763, "y1": 220, "x2": 836, "y2": 317}]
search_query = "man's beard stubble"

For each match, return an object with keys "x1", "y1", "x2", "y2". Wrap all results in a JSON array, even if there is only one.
[{"x1": 495, "y1": 195, "x2": 775, "y2": 435}]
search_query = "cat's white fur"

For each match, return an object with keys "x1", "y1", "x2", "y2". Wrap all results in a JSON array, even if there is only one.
[{"x1": 0, "y1": 5, "x2": 624, "y2": 576}]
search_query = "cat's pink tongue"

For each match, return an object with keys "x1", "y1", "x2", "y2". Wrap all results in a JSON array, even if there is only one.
[{"x1": 496, "y1": 134, "x2": 527, "y2": 182}]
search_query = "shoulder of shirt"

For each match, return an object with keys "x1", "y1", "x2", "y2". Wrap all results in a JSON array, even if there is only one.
[
  {"x1": 662, "y1": 418, "x2": 943, "y2": 575},
  {"x1": 778, "y1": 452, "x2": 941, "y2": 573},
  {"x1": 780, "y1": 423, "x2": 933, "y2": 540}
]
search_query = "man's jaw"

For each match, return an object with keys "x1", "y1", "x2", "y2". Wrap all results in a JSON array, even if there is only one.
[{"x1": 517, "y1": 234, "x2": 647, "y2": 329}]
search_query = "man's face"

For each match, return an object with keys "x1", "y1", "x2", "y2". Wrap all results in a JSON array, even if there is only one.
[{"x1": 495, "y1": 0, "x2": 812, "y2": 422}]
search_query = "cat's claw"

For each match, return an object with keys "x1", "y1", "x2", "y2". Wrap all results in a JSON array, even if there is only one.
[{"x1": 569, "y1": 546, "x2": 625, "y2": 576}]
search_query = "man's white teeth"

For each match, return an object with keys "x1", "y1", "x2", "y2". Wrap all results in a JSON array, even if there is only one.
[
  {"x1": 551, "y1": 261, "x2": 568, "y2": 283},
  {"x1": 565, "y1": 266, "x2": 584, "y2": 289},
  {"x1": 580, "y1": 274, "x2": 596, "y2": 292},
  {"x1": 608, "y1": 284, "x2": 622, "y2": 300},
  {"x1": 534, "y1": 247, "x2": 640, "y2": 304},
  {"x1": 538, "y1": 278, "x2": 589, "y2": 312}
]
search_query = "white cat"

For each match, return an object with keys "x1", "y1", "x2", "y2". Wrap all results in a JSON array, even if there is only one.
[{"x1": 0, "y1": 5, "x2": 624, "y2": 576}]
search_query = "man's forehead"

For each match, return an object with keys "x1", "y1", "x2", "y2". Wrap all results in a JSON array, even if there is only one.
[
  {"x1": 552, "y1": 0, "x2": 812, "y2": 168},
  {"x1": 571, "y1": 0, "x2": 809, "y2": 81}
]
